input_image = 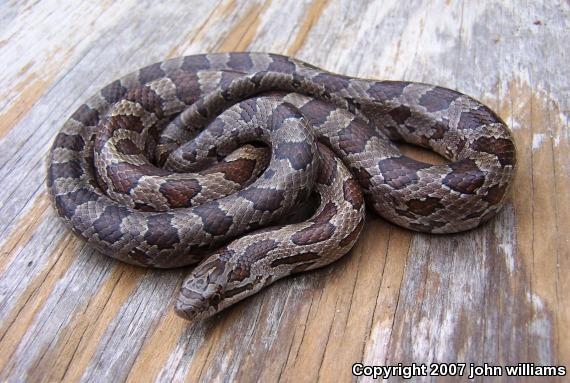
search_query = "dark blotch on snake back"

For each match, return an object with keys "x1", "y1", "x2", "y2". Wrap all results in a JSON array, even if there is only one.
[
  {"x1": 49, "y1": 160, "x2": 83, "y2": 182},
  {"x1": 343, "y1": 178, "x2": 364, "y2": 209},
  {"x1": 227, "y1": 263, "x2": 251, "y2": 283},
  {"x1": 291, "y1": 222, "x2": 336, "y2": 245},
  {"x1": 53, "y1": 189, "x2": 99, "y2": 217},
  {"x1": 274, "y1": 141, "x2": 313, "y2": 170},
  {"x1": 181, "y1": 54, "x2": 210, "y2": 72},
  {"x1": 105, "y1": 162, "x2": 142, "y2": 194},
  {"x1": 378, "y1": 157, "x2": 429, "y2": 189},
  {"x1": 125, "y1": 86, "x2": 164, "y2": 118},
  {"x1": 114, "y1": 138, "x2": 141, "y2": 155},
  {"x1": 311, "y1": 202, "x2": 338, "y2": 224},
  {"x1": 138, "y1": 62, "x2": 166, "y2": 84},
  {"x1": 159, "y1": 179, "x2": 202, "y2": 208},
  {"x1": 457, "y1": 106, "x2": 502, "y2": 131},
  {"x1": 442, "y1": 159, "x2": 485, "y2": 194},
  {"x1": 243, "y1": 239, "x2": 279, "y2": 263},
  {"x1": 312, "y1": 72, "x2": 351, "y2": 93},
  {"x1": 300, "y1": 99, "x2": 335, "y2": 125},
  {"x1": 291, "y1": 203, "x2": 338, "y2": 245},
  {"x1": 238, "y1": 187, "x2": 285, "y2": 212},
  {"x1": 237, "y1": 99, "x2": 258, "y2": 123},
  {"x1": 316, "y1": 152, "x2": 337, "y2": 186},
  {"x1": 202, "y1": 158, "x2": 260, "y2": 185},
  {"x1": 101, "y1": 80, "x2": 128, "y2": 104},
  {"x1": 53, "y1": 133, "x2": 85, "y2": 151},
  {"x1": 227, "y1": 53, "x2": 254, "y2": 71},
  {"x1": 271, "y1": 102, "x2": 303, "y2": 129},
  {"x1": 418, "y1": 87, "x2": 460, "y2": 112},
  {"x1": 193, "y1": 203, "x2": 234, "y2": 236},
  {"x1": 93, "y1": 205, "x2": 131, "y2": 243},
  {"x1": 337, "y1": 119, "x2": 376, "y2": 154},
  {"x1": 367, "y1": 81, "x2": 408, "y2": 100},
  {"x1": 168, "y1": 70, "x2": 201, "y2": 105},
  {"x1": 71, "y1": 104, "x2": 99, "y2": 126},
  {"x1": 388, "y1": 105, "x2": 412, "y2": 125},
  {"x1": 267, "y1": 55, "x2": 296, "y2": 72},
  {"x1": 106, "y1": 114, "x2": 145, "y2": 133},
  {"x1": 405, "y1": 197, "x2": 444, "y2": 217},
  {"x1": 145, "y1": 214, "x2": 180, "y2": 250},
  {"x1": 471, "y1": 136, "x2": 516, "y2": 167}
]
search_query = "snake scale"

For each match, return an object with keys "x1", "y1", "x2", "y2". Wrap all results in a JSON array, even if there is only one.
[{"x1": 47, "y1": 52, "x2": 516, "y2": 321}]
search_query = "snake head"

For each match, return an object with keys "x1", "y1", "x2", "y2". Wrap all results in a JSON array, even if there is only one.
[
  {"x1": 175, "y1": 258, "x2": 226, "y2": 321},
  {"x1": 175, "y1": 250, "x2": 261, "y2": 322}
]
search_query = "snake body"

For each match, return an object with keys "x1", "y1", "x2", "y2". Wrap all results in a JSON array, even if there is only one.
[{"x1": 47, "y1": 53, "x2": 516, "y2": 321}]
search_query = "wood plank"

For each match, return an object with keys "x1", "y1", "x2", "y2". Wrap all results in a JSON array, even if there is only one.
[{"x1": 0, "y1": 0, "x2": 568, "y2": 382}]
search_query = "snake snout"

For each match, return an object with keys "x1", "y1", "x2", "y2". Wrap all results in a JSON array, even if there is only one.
[{"x1": 175, "y1": 275, "x2": 225, "y2": 321}]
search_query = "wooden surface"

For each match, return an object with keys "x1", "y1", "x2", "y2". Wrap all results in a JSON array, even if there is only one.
[{"x1": 0, "y1": 1, "x2": 568, "y2": 382}]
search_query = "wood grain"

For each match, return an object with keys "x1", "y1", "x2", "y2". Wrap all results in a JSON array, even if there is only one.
[{"x1": 0, "y1": 0, "x2": 568, "y2": 382}]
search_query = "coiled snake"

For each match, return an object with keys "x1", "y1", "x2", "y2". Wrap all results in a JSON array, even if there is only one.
[{"x1": 47, "y1": 53, "x2": 516, "y2": 321}]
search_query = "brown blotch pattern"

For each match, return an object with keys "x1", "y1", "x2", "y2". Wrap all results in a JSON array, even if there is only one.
[
  {"x1": 106, "y1": 114, "x2": 145, "y2": 133},
  {"x1": 274, "y1": 141, "x2": 313, "y2": 170},
  {"x1": 418, "y1": 87, "x2": 459, "y2": 112},
  {"x1": 168, "y1": 70, "x2": 201, "y2": 105},
  {"x1": 125, "y1": 86, "x2": 164, "y2": 118},
  {"x1": 316, "y1": 150, "x2": 337, "y2": 186},
  {"x1": 343, "y1": 178, "x2": 364, "y2": 209},
  {"x1": 114, "y1": 138, "x2": 141, "y2": 155},
  {"x1": 268, "y1": 55, "x2": 296, "y2": 72},
  {"x1": 353, "y1": 167, "x2": 373, "y2": 188},
  {"x1": 243, "y1": 239, "x2": 279, "y2": 263},
  {"x1": 139, "y1": 62, "x2": 166, "y2": 84},
  {"x1": 291, "y1": 223, "x2": 335, "y2": 245},
  {"x1": 457, "y1": 106, "x2": 502, "y2": 131},
  {"x1": 442, "y1": 160, "x2": 485, "y2": 194},
  {"x1": 54, "y1": 188, "x2": 99, "y2": 217},
  {"x1": 300, "y1": 99, "x2": 335, "y2": 125},
  {"x1": 159, "y1": 179, "x2": 202, "y2": 208},
  {"x1": 49, "y1": 160, "x2": 83, "y2": 181},
  {"x1": 310, "y1": 202, "x2": 338, "y2": 224},
  {"x1": 105, "y1": 162, "x2": 143, "y2": 194},
  {"x1": 471, "y1": 136, "x2": 516, "y2": 167},
  {"x1": 227, "y1": 264, "x2": 251, "y2": 283},
  {"x1": 378, "y1": 156, "x2": 429, "y2": 189},
  {"x1": 389, "y1": 105, "x2": 412, "y2": 125},
  {"x1": 227, "y1": 53, "x2": 254, "y2": 71},
  {"x1": 93, "y1": 205, "x2": 131, "y2": 243},
  {"x1": 367, "y1": 81, "x2": 408, "y2": 100},
  {"x1": 271, "y1": 103, "x2": 303, "y2": 129},
  {"x1": 193, "y1": 203, "x2": 234, "y2": 236},
  {"x1": 203, "y1": 158, "x2": 260, "y2": 185},
  {"x1": 145, "y1": 214, "x2": 180, "y2": 250},
  {"x1": 239, "y1": 187, "x2": 285, "y2": 211},
  {"x1": 101, "y1": 80, "x2": 127, "y2": 104},
  {"x1": 181, "y1": 54, "x2": 210, "y2": 72},
  {"x1": 53, "y1": 133, "x2": 85, "y2": 151},
  {"x1": 71, "y1": 104, "x2": 99, "y2": 126},
  {"x1": 406, "y1": 197, "x2": 444, "y2": 216},
  {"x1": 337, "y1": 120, "x2": 375, "y2": 154},
  {"x1": 312, "y1": 72, "x2": 351, "y2": 92}
]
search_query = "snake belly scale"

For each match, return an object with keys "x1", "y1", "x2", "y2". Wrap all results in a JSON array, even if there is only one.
[{"x1": 46, "y1": 52, "x2": 516, "y2": 321}]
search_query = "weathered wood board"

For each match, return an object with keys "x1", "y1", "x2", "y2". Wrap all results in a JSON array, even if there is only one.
[{"x1": 0, "y1": 0, "x2": 568, "y2": 382}]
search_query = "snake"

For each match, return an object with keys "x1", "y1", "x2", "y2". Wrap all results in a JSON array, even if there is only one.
[{"x1": 46, "y1": 52, "x2": 516, "y2": 321}]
